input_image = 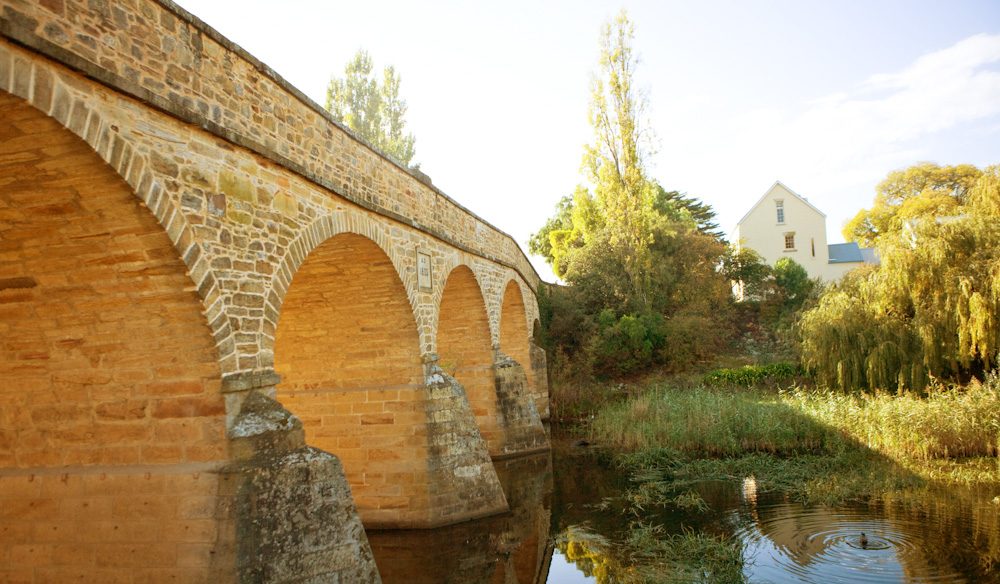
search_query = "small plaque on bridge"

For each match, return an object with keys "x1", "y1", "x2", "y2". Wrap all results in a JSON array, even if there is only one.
[{"x1": 417, "y1": 251, "x2": 432, "y2": 292}]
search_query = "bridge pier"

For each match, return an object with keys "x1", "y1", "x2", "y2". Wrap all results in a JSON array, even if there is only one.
[
  {"x1": 419, "y1": 360, "x2": 510, "y2": 527},
  {"x1": 227, "y1": 391, "x2": 381, "y2": 583},
  {"x1": 529, "y1": 340, "x2": 552, "y2": 421},
  {"x1": 493, "y1": 353, "x2": 549, "y2": 459}
]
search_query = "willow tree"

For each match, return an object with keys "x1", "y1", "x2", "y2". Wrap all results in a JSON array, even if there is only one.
[
  {"x1": 802, "y1": 164, "x2": 1000, "y2": 390},
  {"x1": 842, "y1": 162, "x2": 981, "y2": 246}
]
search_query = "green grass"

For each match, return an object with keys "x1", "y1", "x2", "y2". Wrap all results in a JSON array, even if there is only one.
[
  {"x1": 784, "y1": 383, "x2": 1000, "y2": 461},
  {"x1": 588, "y1": 375, "x2": 1000, "y2": 504},
  {"x1": 592, "y1": 385, "x2": 841, "y2": 457}
]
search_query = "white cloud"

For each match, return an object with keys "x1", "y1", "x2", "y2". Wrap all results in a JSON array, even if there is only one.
[{"x1": 659, "y1": 33, "x2": 1000, "y2": 241}]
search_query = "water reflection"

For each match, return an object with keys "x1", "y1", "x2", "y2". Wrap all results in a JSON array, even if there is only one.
[
  {"x1": 367, "y1": 452, "x2": 553, "y2": 584},
  {"x1": 366, "y1": 431, "x2": 1000, "y2": 583}
]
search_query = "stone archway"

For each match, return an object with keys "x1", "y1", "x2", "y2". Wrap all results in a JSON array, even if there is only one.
[
  {"x1": 273, "y1": 232, "x2": 507, "y2": 528},
  {"x1": 0, "y1": 90, "x2": 234, "y2": 580},
  {"x1": 499, "y1": 279, "x2": 533, "y2": 379},
  {"x1": 437, "y1": 265, "x2": 501, "y2": 454},
  {"x1": 273, "y1": 232, "x2": 427, "y2": 525}
]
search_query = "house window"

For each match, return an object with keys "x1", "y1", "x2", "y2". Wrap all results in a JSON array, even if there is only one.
[
  {"x1": 776, "y1": 200, "x2": 785, "y2": 224},
  {"x1": 784, "y1": 233, "x2": 795, "y2": 250},
  {"x1": 811, "y1": 238, "x2": 815, "y2": 257}
]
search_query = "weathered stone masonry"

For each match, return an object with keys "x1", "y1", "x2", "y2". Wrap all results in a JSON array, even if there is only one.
[{"x1": 1, "y1": 0, "x2": 550, "y2": 581}]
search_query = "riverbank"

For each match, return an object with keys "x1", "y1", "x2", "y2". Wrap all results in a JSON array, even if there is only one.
[{"x1": 577, "y1": 374, "x2": 1000, "y2": 505}]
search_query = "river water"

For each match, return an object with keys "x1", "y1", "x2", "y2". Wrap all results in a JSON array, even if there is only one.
[{"x1": 366, "y1": 429, "x2": 1000, "y2": 583}]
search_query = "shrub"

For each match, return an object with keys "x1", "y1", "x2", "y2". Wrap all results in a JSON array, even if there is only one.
[
  {"x1": 703, "y1": 362, "x2": 801, "y2": 388},
  {"x1": 591, "y1": 310, "x2": 666, "y2": 377}
]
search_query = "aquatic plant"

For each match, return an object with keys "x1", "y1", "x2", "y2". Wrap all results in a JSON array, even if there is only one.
[{"x1": 590, "y1": 377, "x2": 1000, "y2": 504}]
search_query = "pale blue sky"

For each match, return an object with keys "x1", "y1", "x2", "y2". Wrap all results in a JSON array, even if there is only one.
[{"x1": 177, "y1": 1, "x2": 1000, "y2": 280}]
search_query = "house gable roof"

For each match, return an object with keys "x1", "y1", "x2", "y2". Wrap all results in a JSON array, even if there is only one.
[
  {"x1": 735, "y1": 180, "x2": 827, "y2": 228},
  {"x1": 828, "y1": 242, "x2": 863, "y2": 263},
  {"x1": 828, "y1": 242, "x2": 880, "y2": 265}
]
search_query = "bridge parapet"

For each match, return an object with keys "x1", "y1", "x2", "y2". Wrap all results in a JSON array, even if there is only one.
[{"x1": 0, "y1": 0, "x2": 539, "y2": 291}]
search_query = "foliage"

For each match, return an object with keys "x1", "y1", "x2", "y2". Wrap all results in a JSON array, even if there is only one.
[
  {"x1": 703, "y1": 363, "x2": 801, "y2": 388},
  {"x1": 772, "y1": 257, "x2": 812, "y2": 309},
  {"x1": 591, "y1": 378, "x2": 1000, "y2": 506},
  {"x1": 653, "y1": 185, "x2": 724, "y2": 240},
  {"x1": 842, "y1": 162, "x2": 981, "y2": 246},
  {"x1": 591, "y1": 310, "x2": 666, "y2": 377},
  {"x1": 325, "y1": 49, "x2": 416, "y2": 165},
  {"x1": 721, "y1": 247, "x2": 771, "y2": 299},
  {"x1": 555, "y1": 523, "x2": 744, "y2": 584},
  {"x1": 801, "y1": 164, "x2": 1000, "y2": 390},
  {"x1": 528, "y1": 194, "x2": 573, "y2": 261},
  {"x1": 530, "y1": 11, "x2": 735, "y2": 383}
]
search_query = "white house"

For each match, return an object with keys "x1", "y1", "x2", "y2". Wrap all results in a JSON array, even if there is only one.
[{"x1": 732, "y1": 181, "x2": 877, "y2": 286}]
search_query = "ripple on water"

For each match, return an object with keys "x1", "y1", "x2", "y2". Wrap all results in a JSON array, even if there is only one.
[{"x1": 735, "y1": 500, "x2": 972, "y2": 583}]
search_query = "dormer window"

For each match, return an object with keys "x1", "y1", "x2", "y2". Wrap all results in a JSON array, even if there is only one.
[{"x1": 776, "y1": 200, "x2": 785, "y2": 224}]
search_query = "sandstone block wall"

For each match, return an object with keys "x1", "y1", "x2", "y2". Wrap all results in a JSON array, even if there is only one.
[
  {"x1": 0, "y1": 467, "x2": 236, "y2": 582},
  {"x1": 1, "y1": 0, "x2": 552, "y2": 576},
  {"x1": 0, "y1": 90, "x2": 236, "y2": 581},
  {"x1": 0, "y1": 1, "x2": 545, "y2": 378}
]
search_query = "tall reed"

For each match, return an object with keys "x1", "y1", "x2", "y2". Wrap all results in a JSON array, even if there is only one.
[{"x1": 593, "y1": 377, "x2": 1000, "y2": 464}]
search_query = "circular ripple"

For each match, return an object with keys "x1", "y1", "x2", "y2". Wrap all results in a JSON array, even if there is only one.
[{"x1": 734, "y1": 500, "x2": 972, "y2": 583}]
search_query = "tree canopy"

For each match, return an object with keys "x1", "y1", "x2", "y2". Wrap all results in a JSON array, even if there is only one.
[
  {"x1": 325, "y1": 49, "x2": 417, "y2": 166},
  {"x1": 532, "y1": 11, "x2": 733, "y2": 378},
  {"x1": 842, "y1": 162, "x2": 981, "y2": 246},
  {"x1": 802, "y1": 163, "x2": 1000, "y2": 390}
]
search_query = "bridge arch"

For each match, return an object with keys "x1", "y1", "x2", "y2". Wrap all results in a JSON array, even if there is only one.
[
  {"x1": 0, "y1": 89, "x2": 234, "y2": 577},
  {"x1": 436, "y1": 264, "x2": 503, "y2": 454},
  {"x1": 272, "y1": 230, "x2": 437, "y2": 526},
  {"x1": 267, "y1": 213, "x2": 424, "y2": 363},
  {"x1": 0, "y1": 59, "x2": 237, "y2": 376},
  {"x1": 499, "y1": 279, "x2": 534, "y2": 377}
]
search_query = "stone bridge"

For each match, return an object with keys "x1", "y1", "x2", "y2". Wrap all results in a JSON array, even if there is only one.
[{"x1": 0, "y1": 0, "x2": 550, "y2": 581}]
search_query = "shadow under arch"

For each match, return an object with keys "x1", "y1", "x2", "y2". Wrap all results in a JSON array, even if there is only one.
[
  {"x1": 499, "y1": 279, "x2": 551, "y2": 420},
  {"x1": 0, "y1": 89, "x2": 235, "y2": 578},
  {"x1": 273, "y1": 232, "x2": 508, "y2": 528},
  {"x1": 436, "y1": 264, "x2": 502, "y2": 453},
  {"x1": 268, "y1": 213, "x2": 420, "y2": 346},
  {"x1": 0, "y1": 65, "x2": 238, "y2": 375},
  {"x1": 499, "y1": 279, "x2": 534, "y2": 382}
]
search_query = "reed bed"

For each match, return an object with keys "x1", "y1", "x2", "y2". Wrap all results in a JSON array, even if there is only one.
[{"x1": 593, "y1": 377, "x2": 1000, "y2": 464}]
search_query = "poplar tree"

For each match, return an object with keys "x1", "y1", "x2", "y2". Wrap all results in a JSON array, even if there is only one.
[
  {"x1": 325, "y1": 50, "x2": 417, "y2": 166},
  {"x1": 582, "y1": 10, "x2": 656, "y2": 308},
  {"x1": 539, "y1": 11, "x2": 657, "y2": 303},
  {"x1": 530, "y1": 12, "x2": 734, "y2": 377}
]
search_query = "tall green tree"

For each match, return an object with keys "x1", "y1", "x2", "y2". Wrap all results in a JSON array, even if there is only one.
[
  {"x1": 539, "y1": 11, "x2": 656, "y2": 299},
  {"x1": 529, "y1": 11, "x2": 735, "y2": 379},
  {"x1": 582, "y1": 10, "x2": 656, "y2": 307},
  {"x1": 325, "y1": 49, "x2": 417, "y2": 166}
]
